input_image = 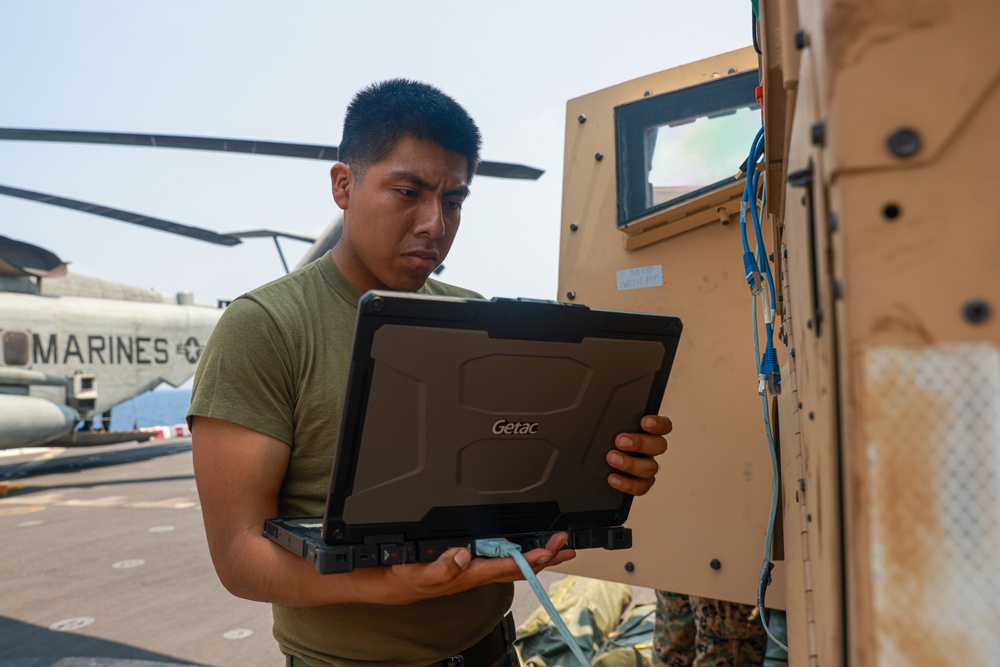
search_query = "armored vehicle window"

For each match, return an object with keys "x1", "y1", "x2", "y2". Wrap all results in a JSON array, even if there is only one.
[
  {"x1": 3, "y1": 331, "x2": 29, "y2": 366},
  {"x1": 614, "y1": 70, "x2": 760, "y2": 228}
]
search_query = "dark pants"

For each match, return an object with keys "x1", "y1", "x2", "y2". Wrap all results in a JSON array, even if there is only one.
[
  {"x1": 285, "y1": 612, "x2": 517, "y2": 667},
  {"x1": 286, "y1": 648, "x2": 517, "y2": 667}
]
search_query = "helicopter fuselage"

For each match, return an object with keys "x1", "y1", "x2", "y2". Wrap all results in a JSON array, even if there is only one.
[{"x1": 0, "y1": 289, "x2": 222, "y2": 448}]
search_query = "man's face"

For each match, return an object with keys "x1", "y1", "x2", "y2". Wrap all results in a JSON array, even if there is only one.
[{"x1": 331, "y1": 135, "x2": 470, "y2": 293}]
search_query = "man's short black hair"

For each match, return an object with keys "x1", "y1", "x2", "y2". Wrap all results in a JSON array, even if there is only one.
[{"x1": 338, "y1": 78, "x2": 482, "y2": 181}]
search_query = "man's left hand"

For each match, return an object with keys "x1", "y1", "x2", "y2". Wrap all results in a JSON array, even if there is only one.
[{"x1": 606, "y1": 415, "x2": 672, "y2": 496}]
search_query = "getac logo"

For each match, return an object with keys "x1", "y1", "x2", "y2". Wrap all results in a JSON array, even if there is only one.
[{"x1": 492, "y1": 419, "x2": 540, "y2": 435}]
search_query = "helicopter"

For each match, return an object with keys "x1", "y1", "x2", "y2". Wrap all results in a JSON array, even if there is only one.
[{"x1": 0, "y1": 128, "x2": 542, "y2": 450}]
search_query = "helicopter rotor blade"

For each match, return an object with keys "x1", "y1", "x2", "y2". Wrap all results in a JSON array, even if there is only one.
[
  {"x1": 473, "y1": 161, "x2": 544, "y2": 180},
  {"x1": 0, "y1": 185, "x2": 242, "y2": 246},
  {"x1": 0, "y1": 128, "x2": 335, "y2": 160},
  {"x1": 0, "y1": 128, "x2": 545, "y2": 180}
]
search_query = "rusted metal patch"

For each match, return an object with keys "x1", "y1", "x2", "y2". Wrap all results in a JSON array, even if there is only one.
[{"x1": 863, "y1": 343, "x2": 1000, "y2": 665}]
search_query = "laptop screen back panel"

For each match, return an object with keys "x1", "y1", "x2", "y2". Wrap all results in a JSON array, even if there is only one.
[{"x1": 322, "y1": 293, "x2": 682, "y2": 546}]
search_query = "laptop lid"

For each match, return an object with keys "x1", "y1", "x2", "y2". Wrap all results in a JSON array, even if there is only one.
[{"x1": 321, "y1": 291, "x2": 683, "y2": 547}]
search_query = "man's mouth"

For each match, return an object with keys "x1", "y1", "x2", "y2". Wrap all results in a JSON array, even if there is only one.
[{"x1": 402, "y1": 250, "x2": 439, "y2": 264}]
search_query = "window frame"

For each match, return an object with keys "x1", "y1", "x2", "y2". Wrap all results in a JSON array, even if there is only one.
[{"x1": 614, "y1": 70, "x2": 760, "y2": 229}]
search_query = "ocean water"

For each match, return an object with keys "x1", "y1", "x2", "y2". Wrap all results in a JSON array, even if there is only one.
[{"x1": 109, "y1": 388, "x2": 193, "y2": 431}]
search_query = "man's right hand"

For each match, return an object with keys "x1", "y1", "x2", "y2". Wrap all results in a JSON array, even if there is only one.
[{"x1": 382, "y1": 533, "x2": 576, "y2": 605}]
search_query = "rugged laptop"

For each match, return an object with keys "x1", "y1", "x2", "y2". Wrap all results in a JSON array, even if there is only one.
[{"x1": 264, "y1": 291, "x2": 683, "y2": 573}]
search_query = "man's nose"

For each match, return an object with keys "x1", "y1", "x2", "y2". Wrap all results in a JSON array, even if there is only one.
[{"x1": 414, "y1": 199, "x2": 446, "y2": 238}]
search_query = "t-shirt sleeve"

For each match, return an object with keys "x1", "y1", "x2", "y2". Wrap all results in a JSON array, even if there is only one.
[{"x1": 187, "y1": 296, "x2": 296, "y2": 446}]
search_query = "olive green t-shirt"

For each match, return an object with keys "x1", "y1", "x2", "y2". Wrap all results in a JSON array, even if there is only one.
[{"x1": 188, "y1": 253, "x2": 513, "y2": 666}]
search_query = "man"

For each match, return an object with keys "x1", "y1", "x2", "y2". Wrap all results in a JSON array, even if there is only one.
[{"x1": 189, "y1": 79, "x2": 672, "y2": 667}]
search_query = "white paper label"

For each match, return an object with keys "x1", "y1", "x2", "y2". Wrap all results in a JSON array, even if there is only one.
[{"x1": 617, "y1": 265, "x2": 664, "y2": 291}]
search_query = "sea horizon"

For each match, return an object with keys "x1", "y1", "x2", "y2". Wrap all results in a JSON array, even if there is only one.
[{"x1": 109, "y1": 387, "x2": 193, "y2": 431}]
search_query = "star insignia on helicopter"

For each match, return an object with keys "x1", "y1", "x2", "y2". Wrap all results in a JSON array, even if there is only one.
[{"x1": 178, "y1": 337, "x2": 204, "y2": 364}]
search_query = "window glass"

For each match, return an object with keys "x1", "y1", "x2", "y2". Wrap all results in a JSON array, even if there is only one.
[
  {"x1": 614, "y1": 70, "x2": 760, "y2": 228},
  {"x1": 646, "y1": 107, "x2": 762, "y2": 207},
  {"x1": 3, "y1": 331, "x2": 29, "y2": 366}
]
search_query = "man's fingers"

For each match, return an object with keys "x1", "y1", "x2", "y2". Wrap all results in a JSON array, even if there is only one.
[
  {"x1": 641, "y1": 414, "x2": 673, "y2": 435},
  {"x1": 411, "y1": 547, "x2": 473, "y2": 587},
  {"x1": 608, "y1": 473, "x2": 656, "y2": 496},
  {"x1": 616, "y1": 432, "x2": 668, "y2": 457},
  {"x1": 517, "y1": 534, "x2": 577, "y2": 576},
  {"x1": 607, "y1": 449, "x2": 660, "y2": 478},
  {"x1": 391, "y1": 533, "x2": 579, "y2": 598},
  {"x1": 541, "y1": 532, "x2": 570, "y2": 555},
  {"x1": 608, "y1": 440, "x2": 659, "y2": 494}
]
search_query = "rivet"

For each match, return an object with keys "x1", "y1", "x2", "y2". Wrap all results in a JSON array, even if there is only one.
[
  {"x1": 643, "y1": 90, "x2": 652, "y2": 97},
  {"x1": 594, "y1": 152, "x2": 604, "y2": 161},
  {"x1": 809, "y1": 411, "x2": 815, "y2": 420},
  {"x1": 728, "y1": 67, "x2": 739, "y2": 74},
  {"x1": 710, "y1": 559, "x2": 722, "y2": 570},
  {"x1": 833, "y1": 280, "x2": 843, "y2": 300},
  {"x1": 624, "y1": 561, "x2": 635, "y2": 572},
  {"x1": 807, "y1": 514, "x2": 813, "y2": 522},
  {"x1": 811, "y1": 121, "x2": 826, "y2": 147},
  {"x1": 797, "y1": 402, "x2": 803, "y2": 409},
  {"x1": 569, "y1": 223, "x2": 579, "y2": 232},
  {"x1": 963, "y1": 299, "x2": 992, "y2": 324},
  {"x1": 578, "y1": 114, "x2": 587, "y2": 123},
  {"x1": 799, "y1": 479, "x2": 806, "y2": 492},
  {"x1": 790, "y1": 347, "x2": 796, "y2": 359},
  {"x1": 882, "y1": 203, "x2": 902, "y2": 221},
  {"x1": 828, "y1": 211, "x2": 839, "y2": 232},
  {"x1": 887, "y1": 128, "x2": 922, "y2": 158},
  {"x1": 566, "y1": 291, "x2": 576, "y2": 301},
  {"x1": 794, "y1": 29, "x2": 808, "y2": 50},
  {"x1": 807, "y1": 319, "x2": 813, "y2": 330}
]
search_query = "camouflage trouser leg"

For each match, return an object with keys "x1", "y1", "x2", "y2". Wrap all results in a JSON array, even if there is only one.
[
  {"x1": 690, "y1": 596, "x2": 766, "y2": 667},
  {"x1": 653, "y1": 591, "x2": 695, "y2": 667},
  {"x1": 653, "y1": 592, "x2": 766, "y2": 667}
]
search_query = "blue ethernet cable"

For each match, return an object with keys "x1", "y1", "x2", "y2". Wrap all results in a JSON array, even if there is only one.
[
  {"x1": 741, "y1": 128, "x2": 766, "y2": 297},
  {"x1": 740, "y1": 125, "x2": 781, "y2": 395},
  {"x1": 474, "y1": 538, "x2": 590, "y2": 667},
  {"x1": 748, "y1": 139, "x2": 777, "y2": 317},
  {"x1": 752, "y1": 297, "x2": 790, "y2": 653},
  {"x1": 754, "y1": 162, "x2": 780, "y2": 394},
  {"x1": 739, "y1": 121, "x2": 787, "y2": 650}
]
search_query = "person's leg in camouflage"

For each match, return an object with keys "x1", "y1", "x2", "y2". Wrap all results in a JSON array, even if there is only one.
[
  {"x1": 690, "y1": 596, "x2": 766, "y2": 667},
  {"x1": 652, "y1": 591, "x2": 695, "y2": 666}
]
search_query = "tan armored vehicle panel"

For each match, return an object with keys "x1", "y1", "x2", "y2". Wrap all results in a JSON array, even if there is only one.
[
  {"x1": 770, "y1": 0, "x2": 1000, "y2": 664},
  {"x1": 555, "y1": 46, "x2": 785, "y2": 607}
]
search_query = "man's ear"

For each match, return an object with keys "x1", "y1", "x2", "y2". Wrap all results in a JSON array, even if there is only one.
[{"x1": 330, "y1": 162, "x2": 353, "y2": 210}]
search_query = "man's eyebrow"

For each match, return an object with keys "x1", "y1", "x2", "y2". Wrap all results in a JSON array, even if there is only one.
[{"x1": 387, "y1": 169, "x2": 470, "y2": 197}]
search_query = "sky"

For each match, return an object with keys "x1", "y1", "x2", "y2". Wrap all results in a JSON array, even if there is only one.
[{"x1": 0, "y1": 1, "x2": 752, "y2": 305}]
